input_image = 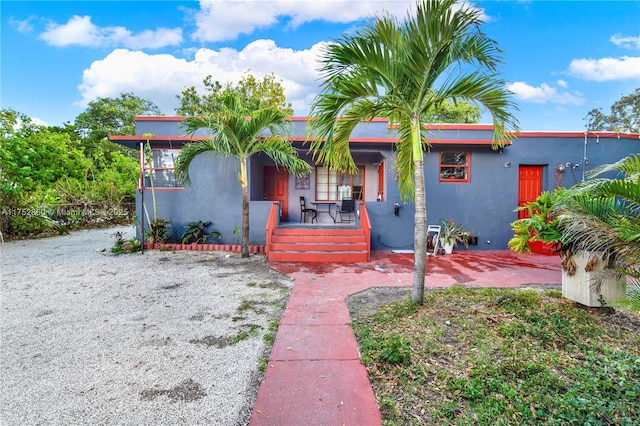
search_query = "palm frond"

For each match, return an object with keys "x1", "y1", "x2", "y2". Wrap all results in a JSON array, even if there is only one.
[
  {"x1": 586, "y1": 153, "x2": 640, "y2": 180},
  {"x1": 557, "y1": 153, "x2": 640, "y2": 282},
  {"x1": 174, "y1": 139, "x2": 232, "y2": 186},
  {"x1": 309, "y1": 0, "x2": 519, "y2": 202},
  {"x1": 250, "y1": 137, "x2": 311, "y2": 176}
]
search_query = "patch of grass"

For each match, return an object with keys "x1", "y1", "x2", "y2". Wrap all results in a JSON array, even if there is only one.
[
  {"x1": 237, "y1": 299, "x2": 266, "y2": 315},
  {"x1": 231, "y1": 323, "x2": 262, "y2": 344},
  {"x1": 378, "y1": 333, "x2": 412, "y2": 365},
  {"x1": 351, "y1": 287, "x2": 640, "y2": 425},
  {"x1": 263, "y1": 318, "x2": 280, "y2": 347},
  {"x1": 257, "y1": 318, "x2": 282, "y2": 374},
  {"x1": 257, "y1": 357, "x2": 268, "y2": 374}
]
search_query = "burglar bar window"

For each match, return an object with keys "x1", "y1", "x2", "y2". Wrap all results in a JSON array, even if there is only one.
[{"x1": 439, "y1": 151, "x2": 470, "y2": 183}]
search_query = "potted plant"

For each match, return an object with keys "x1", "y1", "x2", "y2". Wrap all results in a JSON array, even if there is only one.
[
  {"x1": 440, "y1": 219, "x2": 473, "y2": 254},
  {"x1": 508, "y1": 190, "x2": 563, "y2": 255}
]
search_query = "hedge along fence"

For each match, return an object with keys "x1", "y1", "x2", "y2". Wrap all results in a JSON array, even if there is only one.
[{"x1": 0, "y1": 202, "x2": 135, "y2": 237}]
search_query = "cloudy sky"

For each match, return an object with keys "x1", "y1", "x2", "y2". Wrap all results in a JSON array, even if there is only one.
[{"x1": 2, "y1": 0, "x2": 639, "y2": 131}]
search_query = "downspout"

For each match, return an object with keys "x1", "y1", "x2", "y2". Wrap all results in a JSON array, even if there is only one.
[
  {"x1": 582, "y1": 132, "x2": 588, "y2": 182},
  {"x1": 139, "y1": 142, "x2": 145, "y2": 254}
]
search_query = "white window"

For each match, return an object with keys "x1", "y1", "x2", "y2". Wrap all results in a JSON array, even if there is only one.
[
  {"x1": 143, "y1": 149, "x2": 182, "y2": 189},
  {"x1": 315, "y1": 166, "x2": 364, "y2": 200}
]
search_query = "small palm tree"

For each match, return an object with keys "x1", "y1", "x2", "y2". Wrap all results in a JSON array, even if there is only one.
[
  {"x1": 558, "y1": 154, "x2": 640, "y2": 305},
  {"x1": 308, "y1": 0, "x2": 519, "y2": 303},
  {"x1": 175, "y1": 93, "x2": 311, "y2": 257}
]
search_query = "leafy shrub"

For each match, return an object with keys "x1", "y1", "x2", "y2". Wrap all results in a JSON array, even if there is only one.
[
  {"x1": 181, "y1": 220, "x2": 222, "y2": 244},
  {"x1": 378, "y1": 333, "x2": 412, "y2": 365},
  {"x1": 147, "y1": 218, "x2": 169, "y2": 244}
]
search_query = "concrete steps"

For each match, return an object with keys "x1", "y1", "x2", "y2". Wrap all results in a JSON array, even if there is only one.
[{"x1": 267, "y1": 227, "x2": 369, "y2": 263}]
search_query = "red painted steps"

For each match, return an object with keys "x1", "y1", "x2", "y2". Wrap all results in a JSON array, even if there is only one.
[{"x1": 267, "y1": 226, "x2": 369, "y2": 263}]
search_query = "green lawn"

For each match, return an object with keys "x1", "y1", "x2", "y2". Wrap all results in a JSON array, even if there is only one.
[{"x1": 351, "y1": 286, "x2": 640, "y2": 425}]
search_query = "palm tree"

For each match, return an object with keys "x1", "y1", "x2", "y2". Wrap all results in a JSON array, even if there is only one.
[
  {"x1": 308, "y1": 0, "x2": 519, "y2": 303},
  {"x1": 175, "y1": 93, "x2": 311, "y2": 257},
  {"x1": 557, "y1": 154, "x2": 640, "y2": 304}
]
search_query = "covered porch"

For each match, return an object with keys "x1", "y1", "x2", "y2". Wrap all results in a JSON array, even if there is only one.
[{"x1": 249, "y1": 145, "x2": 387, "y2": 226}]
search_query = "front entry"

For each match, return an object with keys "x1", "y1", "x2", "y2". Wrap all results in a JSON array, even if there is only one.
[
  {"x1": 517, "y1": 165, "x2": 543, "y2": 219},
  {"x1": 264, "y1": 166, "x2": 289, "y2": 221},
  {"x1": 518, "y1": 165, "x2": 553, "y2": 254}
]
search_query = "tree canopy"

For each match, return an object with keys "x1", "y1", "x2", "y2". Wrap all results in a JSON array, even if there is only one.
[
  {"x1": 175, "y1": 70, "x2": 293, "y2": 117},
  {"x1": 76, "y1": 92, "x2": 162, "y2": 139},
  {"x1": 584, "y1": 88, "x2": 639, "y2": 133},
  {"x1": 0, "y1": 95, "x2": 155, "y2": 237}
]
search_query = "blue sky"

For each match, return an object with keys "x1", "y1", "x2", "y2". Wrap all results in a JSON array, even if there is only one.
[{"x1": 2, "y1": 0, "x2": 639, "y2": 131}]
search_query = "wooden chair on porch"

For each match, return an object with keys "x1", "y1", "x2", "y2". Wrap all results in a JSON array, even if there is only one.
[{"x1": 299, "y1": 196, "x2": 317, "y2": 223}]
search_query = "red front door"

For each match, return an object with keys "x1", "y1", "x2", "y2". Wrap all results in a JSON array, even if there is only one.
[
  {"x1": 377, "y1": 161, "x2": 385, "y2": 201},
  {"x1": 518, "y1": 165, "x2": 543, "y2": 219},
  {"x1": 518, "y1": 165, "x2": 555, "y2": 255},
  {"x1": 264, "y1": 166, "x2": 289, "y2": 221}
]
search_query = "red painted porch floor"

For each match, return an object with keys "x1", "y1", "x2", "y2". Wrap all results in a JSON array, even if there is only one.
[{"x1": 249, "y1": 250, "x2": 562, "y2": 426}]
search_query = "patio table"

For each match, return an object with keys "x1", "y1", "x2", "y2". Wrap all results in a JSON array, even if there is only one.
[{"x1": 312, "y1": 202, "x2": 337, "y2": 222}]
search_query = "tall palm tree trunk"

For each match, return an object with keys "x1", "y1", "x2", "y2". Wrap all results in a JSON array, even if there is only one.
[
  {"x1": 413, "y1": 159, "x2": 427, "y2": 303},
  {"x1": 240, "y1": 159, "x2": 250, "y2": 258},
  {"x1": 412, "y1": 119, "x2": 427, "y2": 304},
  {"x1": 241, "y1": 185, "x2": 250, "y2": 257}
]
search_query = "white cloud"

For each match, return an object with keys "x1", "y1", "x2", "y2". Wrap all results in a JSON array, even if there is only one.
[
  {"x1": 30, "y1": 117, "x2": 49, "y2": 127},
  {"x1": 556, "y1": 79, "x2": 568, "y2": 88},
  {"x1": 39, "y1": 15, "x2": 183, "y2": 49},
  {"x1": 568, "y1": 56, "x2": 640, "y2": 81},
  {"x1": 506, "y1": 82, "x2": 584, "y2": 105},
  {"x1": 610, "y1": 34, "x2": 640, "y2": 50},
  {"x1": 9, "y1": 16, "x2": 36, "y2": 33},
  {"x1": 191, "y1": 0, "x2": 414, "y2": 42},
  {"x1": 76, "y1": 41, "x2": 327, "y2": 116}
]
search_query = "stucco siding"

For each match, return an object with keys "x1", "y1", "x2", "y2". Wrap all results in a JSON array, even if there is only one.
[{"x1": 122, "y1": 117, "x2": 638, "y2": 250}]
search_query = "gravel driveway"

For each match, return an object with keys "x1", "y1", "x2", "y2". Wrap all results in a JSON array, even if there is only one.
[{"x1": 0, "y1": 226, "x2": 292, "y2": 425}]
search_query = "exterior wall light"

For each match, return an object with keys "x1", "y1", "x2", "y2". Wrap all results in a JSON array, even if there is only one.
[{"x1": 556, "y1": 163, "x2": 565, "y2": 173}]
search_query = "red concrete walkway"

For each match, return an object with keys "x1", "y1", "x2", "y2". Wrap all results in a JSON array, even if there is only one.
[{"x1": 249, "y1": 250, "x2": 561, "y2": 425}]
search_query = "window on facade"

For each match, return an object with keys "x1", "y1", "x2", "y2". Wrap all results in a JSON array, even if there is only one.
[
  {"x1": 315, "y1": 166, "x2": 364, "y2": 201},
  {"x1": 439, "y1": 151, "x2": 470, "y2": 182},
  {"x1": 143, "y1": 149, "x2": 182, "y2": 189}
]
